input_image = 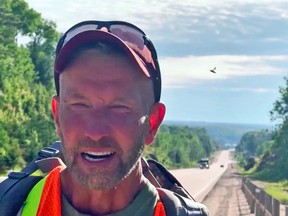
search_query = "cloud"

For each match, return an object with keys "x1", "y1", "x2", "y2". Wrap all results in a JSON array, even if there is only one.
[
  {"x1": 24, "y1": 0, "x2": 288, "y2": 90},
  {"x1": 160, "y1": 55, "x2": 288, "y2": 88},
  {"x1": 25, "y1": 0, "x2": 288, "y2": 55},
  {"x1": 225, "y1": 88, "x2": 277, "y2": 93},
  {"x1": 26, "y1": 1, "x2": 288, "y2": 30},
  {"x1": 214, "y1": 87, "x2": 277, "y2": 93}
]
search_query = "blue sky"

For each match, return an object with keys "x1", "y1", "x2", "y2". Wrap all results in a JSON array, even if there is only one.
[{"x1": 25, "y1": 0, "x2": 288, "y2": 125}]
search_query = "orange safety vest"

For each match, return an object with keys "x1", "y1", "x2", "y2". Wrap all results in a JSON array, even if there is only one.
[
  {"x1": 23, "y1": 166, "x2": 166, "y2": 216},
  {"x1": 154, "y1": 201, "x2": 166, "y2": 216},
  {"x1": 36, "y1": 166, "x2": 62, "y2": 216}
]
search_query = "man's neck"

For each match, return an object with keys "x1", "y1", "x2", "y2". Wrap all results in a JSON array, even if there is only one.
[{"x1": 60, "y1": 165, "x2": 146, "y2": 215}]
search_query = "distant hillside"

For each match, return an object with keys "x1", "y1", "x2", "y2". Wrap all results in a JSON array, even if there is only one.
[{"x1": 163, "y1": 121, "x2": 273, "y2": 148}]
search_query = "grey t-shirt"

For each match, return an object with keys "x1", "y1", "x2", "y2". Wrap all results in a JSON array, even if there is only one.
[{"x1": 62, "y1": 178, "x2": 159, "y2": 216}]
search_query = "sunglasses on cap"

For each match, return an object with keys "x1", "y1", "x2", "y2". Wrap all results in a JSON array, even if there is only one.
[{"x1": 54, "y1": 20, "x2": 161, "y2": 102}]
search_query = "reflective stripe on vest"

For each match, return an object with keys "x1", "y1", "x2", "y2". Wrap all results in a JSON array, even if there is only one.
[
  {"x1": 22, "y1": 166, "x2": 166, "y2": 216},
  {"x1": 21, "y1": 166, "x2": 63, "y2": 216},
  {"x1": 21, "y1": 176, "x2": 46, "y2": 216}
]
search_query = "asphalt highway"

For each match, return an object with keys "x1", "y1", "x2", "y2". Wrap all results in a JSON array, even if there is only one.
[{"x1": 170, "y1": 150, "x2": 232, "y2": 202}]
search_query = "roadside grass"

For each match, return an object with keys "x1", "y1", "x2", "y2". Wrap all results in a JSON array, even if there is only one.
[
  {"x1": 238, "y1": 164, "x2": 288, "y2": 205},
  {"x1": 252, "y1": 172, "x2": 288, "y2": 205},
  {"x1": 264, "y1": 181, "x2": 288, "y2": 205},
  {"x1": 0, "y1": 169, "x2": 8, "y2": 176},
  {"x1": 237, "y1": 163, "x2": 257, "y2": 176}
]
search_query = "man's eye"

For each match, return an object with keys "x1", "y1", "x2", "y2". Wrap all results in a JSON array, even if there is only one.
[
  {"x1": 70, "y1": 103, "x2": 89, "y2": 108},
  {"x1": 110, "y1": 105, "x2": 131, "y2": 112}
]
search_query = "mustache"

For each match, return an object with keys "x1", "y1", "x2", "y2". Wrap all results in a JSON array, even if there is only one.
[{"x1": 75, "y1": 138, "x2": 119, "y2": 149}]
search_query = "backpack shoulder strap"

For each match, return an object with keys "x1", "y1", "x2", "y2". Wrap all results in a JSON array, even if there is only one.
[
  {"x1": 157, "y1": 188, "x2": 210, "y2": 216},
  {"x1": 0, "y1": 141, "x2": 62, "y2": 215},
  {"x1": 142, "y1": 158, "x2": 195, "y2": 200},
  {"x1": 0, "y1": 175, "x2": 43, "y2": 216},
  {"x1": 142, "y1": 158, "x2": 210, "y2": 216}
]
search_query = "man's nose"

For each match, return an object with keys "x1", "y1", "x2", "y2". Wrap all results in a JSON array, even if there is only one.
[{"x1": 84, "y1": 110, "x2": 110, "y2": 140}]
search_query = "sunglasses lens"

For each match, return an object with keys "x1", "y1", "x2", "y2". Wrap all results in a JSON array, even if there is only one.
[
  {"x1": 110, "y1": 25, "x2": 145, "y2": 50},
  {"x1": 64, "y1": 24, "x2": 99, "y2": 47}
]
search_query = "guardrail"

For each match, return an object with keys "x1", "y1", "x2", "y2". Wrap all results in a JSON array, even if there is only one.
[{"x1": 242, "y1": 177, "x2": 287, "y2": 216}]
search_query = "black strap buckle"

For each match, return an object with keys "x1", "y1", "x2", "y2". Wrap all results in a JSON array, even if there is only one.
[
  {"x1": 8, "y1": 171, "x2": 29, "y2": 179},
  {"x1": 38, "y1": 147, "x2": 60, "y2": 159}
]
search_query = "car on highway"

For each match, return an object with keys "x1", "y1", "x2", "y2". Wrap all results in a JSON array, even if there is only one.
[{"x1": 199, "y1": 158, "x2": 210, "y2": 169}]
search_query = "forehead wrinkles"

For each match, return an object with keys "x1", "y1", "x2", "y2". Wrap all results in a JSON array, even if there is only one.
[{"x1": 60, "y1": 75, "x2": 152, "y2": 104}]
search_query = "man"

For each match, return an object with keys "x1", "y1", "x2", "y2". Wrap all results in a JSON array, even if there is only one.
[{"x1": 21, "y1": 20, "x2": 166, "y2": 215}]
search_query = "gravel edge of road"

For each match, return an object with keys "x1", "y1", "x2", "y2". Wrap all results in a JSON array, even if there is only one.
[{"x1": 201, "y1": 164, "x2": 255, "y2": 216}]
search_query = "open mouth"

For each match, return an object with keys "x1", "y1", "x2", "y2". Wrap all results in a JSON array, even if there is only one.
[{"x1": 81, "y1": 151, "x2": 115, "y2": 162}]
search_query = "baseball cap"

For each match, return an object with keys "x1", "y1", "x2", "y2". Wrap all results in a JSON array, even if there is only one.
[{"x1": 54, "y1": 20, "x2": 161, "y2": 102}]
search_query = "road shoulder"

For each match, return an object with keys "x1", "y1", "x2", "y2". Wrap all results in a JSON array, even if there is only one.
[{"x1": 202, "y1": 164, "x2": 255, "y2": 216}]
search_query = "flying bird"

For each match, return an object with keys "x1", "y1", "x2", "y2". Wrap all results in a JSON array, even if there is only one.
[{"x1": 210, "y1": 67, "x2": 216, "y2": 73}]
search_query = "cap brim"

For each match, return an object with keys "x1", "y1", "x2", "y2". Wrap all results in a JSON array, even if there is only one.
[{"x1": 54, "y1": 30, "x2": 150, "y2": 77}]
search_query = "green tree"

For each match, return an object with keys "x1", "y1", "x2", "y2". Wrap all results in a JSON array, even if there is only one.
[
  {"x1": 270, "y1": 76, "x2": 288, "y2": 122},
  {"x1": 0, "y1": 0, "x2": 58, "y2": 173},
  {"x1": 8, "y1": 0, "x2": 60, "y2": 88},
  {"x1": 144, "y1": 125, "x2": 217, "y2": 169},
  {"x1": 0, "y1": 0, "x2": 20, "y2": 45},
  {"x1": 237, "y1": 76, "x2": 288, "y2": 180},
  {"x1": 267, "y1": 76, "x2": 288, "y2": 179}
]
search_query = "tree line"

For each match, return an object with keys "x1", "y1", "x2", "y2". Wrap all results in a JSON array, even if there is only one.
[
  {"x1": 0, "y1": 0, "x2": 59, "y2": 172},
  {"x1": 236, "y1": 77, "x2": 288, "y2": 181},
  {"x1": 145, "y1": 125, "x2": 217, "y2": 169},
  {"x1": 0, "y1": 0, "x2": 217, "y2": 173}
]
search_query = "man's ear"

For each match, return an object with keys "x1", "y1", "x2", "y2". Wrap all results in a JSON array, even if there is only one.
[
  {"x1": 51, "y1": 95, "x2": 61, "y2": 136},
  {"x1": 145, "y1": 102, "x2": 166, "y2": 145}
]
